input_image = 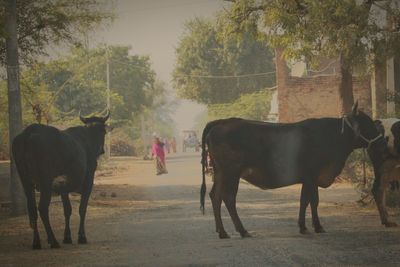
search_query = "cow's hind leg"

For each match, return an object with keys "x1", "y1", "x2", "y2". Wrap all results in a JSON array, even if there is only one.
[
  {"x1": 78, "y1": 180, "x2": 94, "y2": 244},
  {"x1": 373, "y1": 181, "x2": 397, "y2": 227},
  {"x1": 223, "y1": 177, "x2": 251, "y2": 238},
  {"x1": 310, "y1": 185, "x2": 325, "y2": 233},
  {"x1": 38, "y1": 187, "x2": 60, "y2": 248},
  {"x1": 209, "y1": 178, "x2": 229, "y2": 239},
  {"x1": 23, "y1": 185, "x2": 41, "y2": 249},
  {"x1": 61, "y1": 193, "x2": 73, "y2": 244},
  {"x1": 298, "y1": 183, "x2": 311, "y2": 234}
]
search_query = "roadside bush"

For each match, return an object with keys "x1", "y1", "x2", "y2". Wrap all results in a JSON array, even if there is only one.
[{"x1": 110, "y1": 130, "x2": 136, "y2": 156}]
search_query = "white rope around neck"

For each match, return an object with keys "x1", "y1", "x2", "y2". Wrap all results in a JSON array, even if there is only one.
[{"x1": 341, "y1": 116, "x2": 382, "y2": 149}]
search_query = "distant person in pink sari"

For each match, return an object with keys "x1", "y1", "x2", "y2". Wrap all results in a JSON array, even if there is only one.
[{"x1": 152, "y1": 136, "x2": 168, "y2": 175}]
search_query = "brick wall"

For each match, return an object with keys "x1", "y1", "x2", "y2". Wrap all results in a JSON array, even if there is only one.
[{"x1": 276, "y1": 49, "x2": 372, "y2": 123}]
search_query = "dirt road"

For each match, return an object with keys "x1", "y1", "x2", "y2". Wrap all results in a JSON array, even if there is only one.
[{"x1": 1, "y1": 152, "x2": 400, "y2": 266}]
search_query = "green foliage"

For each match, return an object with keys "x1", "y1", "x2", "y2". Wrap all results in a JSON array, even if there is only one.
[
  {"x1": 0, "y1": 45, "x2": 176, "y2": 158},
  {"x1": 0, "y1": 0, "x2": 114, "y2": 65},
  {"x1": 173, "y1": 16, "x2": 275, "y2": 105},
  {"x1": 19, "y1": 46, "x2": 157, "y2": 123},
  {"x1": 193, "y1": 90, "x2": 272, "y2": 132},
  {"x1": 226, "y1": 0, "x2": 400, "y2": 72},
  {"x1": 208, "y1": 90, "x2": 272, "y2": 121}
]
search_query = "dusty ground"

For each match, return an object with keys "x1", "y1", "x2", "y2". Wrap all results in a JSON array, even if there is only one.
[{"x1": 1, "y1": 152, "x2": 400, "y2": 266}]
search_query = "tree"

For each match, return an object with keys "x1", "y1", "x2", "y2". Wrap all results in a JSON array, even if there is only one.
[
  {"x1": 224, "y1": 0, "x2": 400, "y2": 114},
  {"x1": 0, "y1": 0, "x2": 113, "y2": 215},
  {"x1": 1, "y1": 45, "x2": 176, "y2": 157},
  {"x1": 173, "y1": 16, "x2": 275, "y2": 105},
  {"x1": 19, "y1": 46, "x2": 157, "y2": 123},
  {"x1": 208, "y1": 90, "x2": 272, "y2": 120},
  {"x1": 4, "y1": 0, "x2": 24, "y2": 215},
  {"x1": 0, "y1": 0, "x2": 114, "y2": 66}
]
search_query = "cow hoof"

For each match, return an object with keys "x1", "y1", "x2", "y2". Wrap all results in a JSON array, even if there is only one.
[
  {"x1": 50, "y1": 242, "x2": 60, "y2": 249},
  {"x1": 300, "y1": 228, "x2": 310, "y2": 235},
  {"x1": 78, "y1": 237, "x2": 88, "y2": 244},
  {"x1": 63, "y1": 237, "x2": 73, "y2": 244},
  {"x1": 314, "y1": 227, "x2": 326, "y2": 233},
  {"x1": 384, "y1": 222, "x2": 398, "y2": 227},
  {"x1": 219, "y1": 232, "x2": 230, "y2": 239},
  {"x1": 240, "y1": 231, "x2": 252, "y2": 238}
]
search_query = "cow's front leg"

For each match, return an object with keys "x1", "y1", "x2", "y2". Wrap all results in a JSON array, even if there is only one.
[{"x1": 298, "y1": 183, "x2": 311, "y2": 234}]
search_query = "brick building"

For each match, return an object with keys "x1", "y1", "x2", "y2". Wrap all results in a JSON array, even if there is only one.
[{"x1": 275, "y1": 49, "x2": 399, "y2": 122}]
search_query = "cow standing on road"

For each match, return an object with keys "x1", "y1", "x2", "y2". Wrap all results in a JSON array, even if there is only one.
[
  {"x1": 368, "y1": 118, "x2": 400, "y2": 227},
  {"x1": 201, "y1": 103, "x2": 385, "y2": 239},
  {"x1": 12, "y1": 111, "x2": 110, "y2": 249}
]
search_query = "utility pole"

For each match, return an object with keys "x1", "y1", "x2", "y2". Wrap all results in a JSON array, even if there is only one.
[
  {"x1": 106, "y1": 49, "x2": 111, "y2": 159},
  {"x1": 140, "y1": 114, "x2": 147, "y2": 156},
  {"x1": 5, "y1": 0, "x2": 25, "y2": 215}
]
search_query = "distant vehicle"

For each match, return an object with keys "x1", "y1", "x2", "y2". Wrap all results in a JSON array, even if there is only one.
[{"x1": 182, "y1": 130, "x2": 200, "y2": 152}]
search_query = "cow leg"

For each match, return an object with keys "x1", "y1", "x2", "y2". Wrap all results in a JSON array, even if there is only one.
[
  {"x1": 373, "y1": 182, "x2": 397, "y2": 227},
  {"x1": 78, "y1": 181, "x2": 93, "y2": 244},
  {"x1": 209, "y1": 179, "x2": 229, "y2": 239},
  {"x1": 23, "y1": 185, "x2": 41, "y2": 249},
  {"x1": 222, "y1": 178, "x2": 250, "y2": 238},
  {"x1": 38, "y1": 188, "x2": 60, "y2": 248},
  {"x1": 61, "y1": 193, "x2": 72, "y2": 244},
  {"x1": 298, "y1": 183, "x2": 311, "y2": 234},
  {"x1": 310, "y1": 185, "x2": 325, "y2": 233}
]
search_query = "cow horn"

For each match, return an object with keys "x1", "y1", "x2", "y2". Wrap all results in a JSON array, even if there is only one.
[
  {"x1": 351, "y1": 100, "x2": 359, "y2": 116},
  {"x1": 101, "y1": 109, "x2": 110, "y2": 122},
  {"x1": 79, "y1": 110, "x2": 89, "y2": 124}
]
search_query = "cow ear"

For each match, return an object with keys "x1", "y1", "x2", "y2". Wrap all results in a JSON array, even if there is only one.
[{"x1": 351, "y1": 101, "x2": 359, "y2": 116}]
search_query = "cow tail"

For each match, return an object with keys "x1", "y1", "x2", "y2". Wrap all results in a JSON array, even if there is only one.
[{"x1": 200, "y1": 123, "x2": 210, "y2": 215}]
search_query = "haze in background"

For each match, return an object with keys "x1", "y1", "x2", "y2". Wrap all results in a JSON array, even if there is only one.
[{"x1": 93, "y1": 0, "x2": 229, "y2": 134}]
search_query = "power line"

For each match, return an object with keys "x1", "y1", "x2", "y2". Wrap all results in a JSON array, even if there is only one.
[
  {"x1": 110, "y1": 58, "x2": 276, "y2": 80},
  {"x1": 175, "y1": 71, "x2": 276, "y2": 79}
]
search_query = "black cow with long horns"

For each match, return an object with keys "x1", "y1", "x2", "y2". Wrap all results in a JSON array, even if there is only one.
[{"x1": 12, "y1": 110, "x2": 110, "y2": 249}]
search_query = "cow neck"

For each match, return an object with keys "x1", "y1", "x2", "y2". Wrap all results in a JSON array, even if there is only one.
[
  {"x1": 84, "y1": 125, "x2": 100, "y2": 159},
  {"x1": 341, "y1": 116, "x2": 383, "y2": 150}
]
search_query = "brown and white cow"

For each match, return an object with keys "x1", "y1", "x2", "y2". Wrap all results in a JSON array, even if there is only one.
[{"x1": 369, "y1": 118, "x2": 400, "y2": 227}]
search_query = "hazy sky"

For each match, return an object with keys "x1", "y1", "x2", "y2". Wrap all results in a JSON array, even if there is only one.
[{"x1": 94, "y1": 0, "x2": 229, "y2": 133}]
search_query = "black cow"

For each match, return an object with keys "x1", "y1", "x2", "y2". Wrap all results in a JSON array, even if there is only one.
[
  {"x1": 12, "y1": 111, "x2": 110, "y2": 249},
  {"x1": 200, "y1": 103, "x2": 384, "y2": 239}
]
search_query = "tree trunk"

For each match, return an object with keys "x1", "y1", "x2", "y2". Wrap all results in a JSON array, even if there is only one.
[
  {"x1": 371, "y1": 58, "x2": 387, "y2": 118},
  {"x1": 5, "y1": 0, "x2": 25, "y2": 215},
  {"x1": 338, "y1": 54, "x2": 354, "y2": 115}
]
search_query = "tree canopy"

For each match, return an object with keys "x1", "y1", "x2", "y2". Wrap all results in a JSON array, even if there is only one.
[
  {"x1": 18, "y1": 46, "x2": 157, "y2": 123},
  {"x1": 0, "y1": 0, "x2": 114, "y2": 65},
  {"x1": 0, "y1": 45, "x2": 176, "y2": 158},
  {"x1": 226, "y1": 0, "x2": 400, "y2": 67},
  {"x1": 172, "y1": 15, "x2": 275, "y2": 105},
  {"x1": 224, "y1": 0, "x2": 400, "y2": 113}
]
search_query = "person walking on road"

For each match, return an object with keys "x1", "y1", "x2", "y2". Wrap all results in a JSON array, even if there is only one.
[{"x1": 152, "y1": 135, "x2": 168, "y2": 175}]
